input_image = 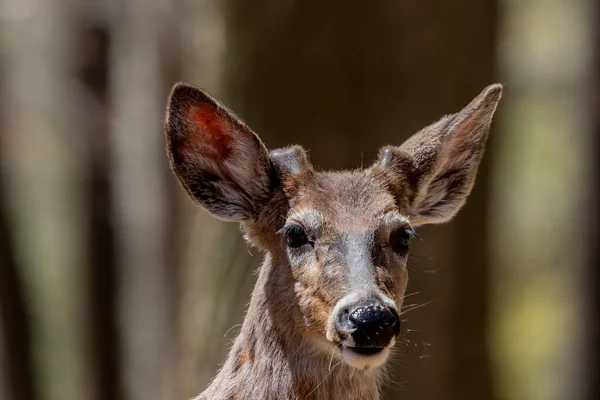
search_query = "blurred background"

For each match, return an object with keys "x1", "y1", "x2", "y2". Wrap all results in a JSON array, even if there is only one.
[{"x1": 0, "y1": 0, "x2": 598, "y2": 399}]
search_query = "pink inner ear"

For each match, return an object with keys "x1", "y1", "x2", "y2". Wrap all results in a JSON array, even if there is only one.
[{"x1": 180, "y1": 104, "x2": 235, "y2": 162}]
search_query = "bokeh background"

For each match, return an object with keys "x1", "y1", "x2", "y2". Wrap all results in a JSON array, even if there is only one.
[{"x1": 1, "y1": 0, "x2": 599, "y2": 399}]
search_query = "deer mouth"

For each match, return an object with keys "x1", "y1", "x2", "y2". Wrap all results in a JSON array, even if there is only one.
[
  {"x1": 339, "y1": 344, "x2": 392, "y2": 370},
  {"x1": 348, "y1": 347, "x2": 385, "y2": 356}
]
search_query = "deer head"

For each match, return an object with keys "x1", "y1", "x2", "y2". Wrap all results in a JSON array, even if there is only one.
[{"x1": 165, "y1": 83, "x2": 502, "y2": 372}]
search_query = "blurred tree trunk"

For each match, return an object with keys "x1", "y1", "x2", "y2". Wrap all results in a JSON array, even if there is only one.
[
  {"x1": 108, "y1": 1, "x2": 180, "y2": 399},
  {"x1": 0, "y1": 18, "x2": 36, "y2": 400},
  {"x1": 187, "y1": 1, "x2": 499, "y2": 399},
  {"x1": 0, "y1": 1, "x2": 89, "y2": 399},
  {"x1": 584, "y1": 1, "x2": 600, "y2": 398},
  {"x1": 73, "y1": 13, "x2": 122, "y2": 400},
  {"x1": 0, "y1": 142, "x2": 38, "y2": 400}
]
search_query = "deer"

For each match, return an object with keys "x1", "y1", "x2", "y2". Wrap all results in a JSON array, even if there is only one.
[{"x1": 165, "y1": 82, "x2": 502, "y2": 400}]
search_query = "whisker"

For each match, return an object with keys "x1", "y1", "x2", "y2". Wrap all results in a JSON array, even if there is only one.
[
  {"x1": 328, "y1": 347, "x2": 335, "y2": 371},
  {"x1": 307, "y1": 359, "x2": 342, "y2": 397},
  {"x1": 399, "y1": 301, "x2": 434, "y2": 316},
  {"x1": 392, "y1": 291, "x2": 421, "y2": 303},
  {"x1": 399, "y1": 291, "x2": 421, "y2": 301}
]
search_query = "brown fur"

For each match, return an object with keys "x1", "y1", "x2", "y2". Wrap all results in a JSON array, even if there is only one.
[{"x1": 164, "y1": 83, "x2": 502, "y2": 399}]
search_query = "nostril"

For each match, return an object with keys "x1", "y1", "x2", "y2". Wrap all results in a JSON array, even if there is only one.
[{"x1": 335, "y1": 307, "x2": 356, "y2": 335}]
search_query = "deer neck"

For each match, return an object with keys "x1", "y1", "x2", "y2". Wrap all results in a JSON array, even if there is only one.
[{"x1": 198, "y1": 254, "x2": 382, "y2": 400}]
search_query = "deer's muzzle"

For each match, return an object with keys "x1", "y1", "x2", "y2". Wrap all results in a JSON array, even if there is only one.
[{"x1": 328, "y1": 292, "x2": 400, "y2": 369}]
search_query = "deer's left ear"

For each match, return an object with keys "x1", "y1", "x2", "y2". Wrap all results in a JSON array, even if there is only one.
[{"x1": 374, "y1": 84, "x2": 502, "y2": 226}]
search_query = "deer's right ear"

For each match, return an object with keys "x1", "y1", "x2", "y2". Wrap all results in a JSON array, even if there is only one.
[{"x1": 165, "y1": 83, "x2": 273, "y2": 221}]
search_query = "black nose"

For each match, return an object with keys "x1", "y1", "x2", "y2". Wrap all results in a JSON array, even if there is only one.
[{"x1": 347, "y1": 305, "x2": 400, "y2": 347}]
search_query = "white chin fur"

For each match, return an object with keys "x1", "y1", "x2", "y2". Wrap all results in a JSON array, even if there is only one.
[{"x1": 340, "y1": 347, "x2": 390, "y2": 370}]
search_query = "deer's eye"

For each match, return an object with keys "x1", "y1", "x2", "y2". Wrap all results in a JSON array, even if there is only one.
[
  {"x1": 280, "y1": 224, "x2": 310, "y2": 248},
  {"x1": 389, "y1": 228, "x2": 411, "y2": 253}
]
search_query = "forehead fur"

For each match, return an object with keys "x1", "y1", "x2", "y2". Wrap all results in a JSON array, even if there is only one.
[{"x1": 286, "y1": 170, "x2": 398, "y2": 226}]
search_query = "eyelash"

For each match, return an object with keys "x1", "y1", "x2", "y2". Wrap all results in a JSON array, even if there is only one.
[
  {"x1": 387, "y1": 226, "x2": 420, "y2": 253},
  {"x1": 277, "y1": 223, "x2": 304, "y2": 237},
  {"x1": 406, "y1": 228, "x2": 420, "y2": 240}
]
